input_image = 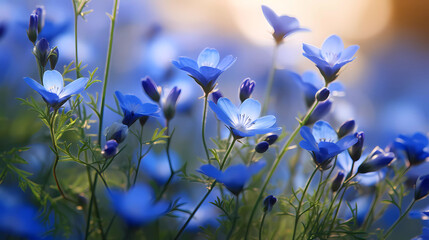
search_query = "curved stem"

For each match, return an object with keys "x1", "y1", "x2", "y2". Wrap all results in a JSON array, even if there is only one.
[
  {"x1": 132, "y1": 126, "x2": 146, "y2": 186},
  {"x1": 244, "y1": 100, "x2": 320, "y2": 239},
  {"x1": 227, "y1": 195, "x2": 240, "y2": 239},
  {"x1": 291, "y1": 168, "x2": 318, "y2": 240},
  {"x1": 98, "y1": 0, "x2": 120, "y2": 145},
  {"x1": 383, "y1": 200, "x2": 416, "y2": 239},
  {"x1": 261, "y1": 44, "x2": 279, "y2": 115},
  {"x1": 174, "y1": 139, "x2": 236, "y2": 240},
  {"x1": 157, "y1": 121, "x2": 175, "y2": 200},
  {"x1": 259, "y1": 212, "x2": 267, "y2": 240},
  {"x1": 201, "y1": 94, "x2": 210, "y2": 162}
]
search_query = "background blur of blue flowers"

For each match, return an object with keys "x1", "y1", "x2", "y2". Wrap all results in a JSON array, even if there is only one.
[{"x1": 1, "y1": 0, "x2": 429, "y2": 239}]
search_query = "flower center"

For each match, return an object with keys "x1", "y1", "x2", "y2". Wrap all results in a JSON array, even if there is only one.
[
  {"x1": 48, "y1": 85, "x2": 61, "y2": 94},
  {"x1": 322, "y1": 51, "x2": 341, "y2": 66},
  {"x1": 234, "y1": 114, "x2": 254, "y2": 132}
]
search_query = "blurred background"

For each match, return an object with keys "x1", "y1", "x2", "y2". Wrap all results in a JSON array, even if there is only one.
[{"x1": 1, "y1": 0, "x2": 428, "y2": 239}]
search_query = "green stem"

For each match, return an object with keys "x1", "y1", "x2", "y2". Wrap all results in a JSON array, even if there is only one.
[
  {"x1": 132, "y1": 126, "x2": 145, "y2": 186},
  {"x1": 157, "y1": 121, "x2": 175, "y2": 200},
  {"x1": 36, "y1": 58, "x2": 45, "y2": 84},
  {"x1": 261, "y1": 44, "x2": 279, "y2": 115},
  {"x1": 98, "y1": 0, "x2": 120, "y2": 145},
  {"x1": 49, "y1": 110, "x2": 66, "y2": 199},
  {"x1": 174, "y1": 139, "x2": 236, "y2": 240},
  {"x1": 227, "y1": 195, "x2": 240, "y2": 240},
  {"x1": 291, "y1": 168, "x2": 318, "y2": 240},
  {"x1": 71, "y1": 0, "x2": 81, "y2": 78},
  {"x1": 383, "y1": 200, "x2": 416, "y2": 239},
  {"x1": 259, "y1": 212, "x2": 267, "y2": 240},
  {"x1": 201, "y1": 94, "x2": 211, "y2": 162},
  {"x1": 244, "y1": 99, "x2": 320, "y2": 240}
]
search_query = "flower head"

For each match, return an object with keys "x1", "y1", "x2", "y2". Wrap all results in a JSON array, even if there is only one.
[
  {"x1": 209, "y1": 97, "x2": 281, "y2": 139},
  {"x1": 338, "y1": 120, "x2": 356, "y2": 139},
  {"x1": 349, "y1": 131, "x2": 364, "y2": 161},
  {"x1": 239, "y1": 78, "x2": 255, "y2": 102},
  {"x1": 357, "y1": 147, "x2": 395, "y2": 174},
  {"x1": 172, "y1": 48, "x2": 236, "y2": 94},
  {"x1": 115, "y1": 91, "x2": 160, "y2": 127},
  {"x1": 261, "y1": 5, "x2": 309, "y2": 44},
  {"x1": 299, "y1": 121, "x2": 358, "y2": 170},
  {"x1": 263, "y1": 134, "x2": 278, "y2": 145},
  {"x1": 331, "y1": 171, "x2": 345, "y2": 192},
  {"x1": 33, "y1": 38, "x2": 50, "y2": 67},
  {"x1": 163, "y1": 86, "x2": 181, "y2": 121},
  {"x1": 303, "y1": 35, "x2": 359, "y2": 83},
  {"x1": 24, "y1": 70, "x2": 88, "y2": 109},
  {"x1": 49, "y1": 47, "x2": 59, "y2": 70},
  {"x1": 198, "y1": 161, "x2": 266, "y2": 195},
  {"x1": 415, "y1": 174, "x2": 429, "y2": 201},
  {"x1": 394, "y1": 133, "x2": 429, "y2": 166},
  {"x1": 263, "y1": 195, "x2": 277, "y2": 213},
  {"x1": 109, "y1": 184, "x2": 169, "y2": 226},
  {"x1": 306, "y1": 100, "x2": 333, "y2": 125},
  {"x1": 255, "y1": 141, "x2": 269, "y2": 153},
  {"x1": 141, "y1": 76, "x2": 161, "y2": 102},
  {"x1": 33, "y1": 6, "x2": 45, "y2": 33},
  {"x1": 27, "y1": 13, "x2": 38, "y2": 44},
  {"x1": 211, "y1": 90, "x2": 223, "y2": 104},
  {"x1": 102, "y1": 140, "x2": 119, "y2": 158},
  {"x1": 105, "y1": 122, "x2": 128, "y2": 143}
]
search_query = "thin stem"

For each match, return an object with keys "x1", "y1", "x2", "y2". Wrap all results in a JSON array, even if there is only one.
[
  {"x1": 261, "y1": 44, "x2": 279, "y2": 115},
  {"x1": 49, "y1": 110, "x2": 66, "y2": 199},
  {"x1": 201, "y1": 94, "x2": 210, "y2": 162},
  {"x1": 157, "y1": 121, "x2": 175, "y2": 200},
  {"x1": 291, "y1": 168, "x2": 318, "y2": 240},
  {"x1": 98, "y1": 0, "x2": 120, "y2": 145},
  {"x1": 174, "y1": 139, "x2": 236, "y2": 240},
  {"x1": 383, "y1": 200, "x2": 416, "y2": 239},
  {"x1": 244, "y1": 100, "x2": 320, "y2": 240},
  {"x1": 132, "y1": 126, "x2": 145, "y2": 186},
  {"x1": 36, "y1": 58, "x2": 45, "y2": 84},
  {"x1": 227, "y1": 195, "x2": 240, "y2": 240},
  {"x1": 71, "y1": 0, "x2": 81, "y2": 78},
  {"x1": 259, "y1": 212, "x2": 267, "y2": 240}
]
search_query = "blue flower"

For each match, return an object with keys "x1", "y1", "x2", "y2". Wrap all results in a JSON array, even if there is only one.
[
  {"x1": 331, "y1": 171, "x2": 345, "y2": 192},
  {"x1": 24, "y1": 70, "x2": 88, "y2": 109},
  {"x1": 209, "y1": 97, "x2": 281, "y2": 139},
  {"x1": 338, "y1": 120, "x2": 356, "y2": 139},
  {"x1": 33, "y1": 38, "x2": 51, "y2": 68},
  {"x1": 306, "y1": 100, "x2": 333, "y2": 125},
  {"x1": 211, "y1": 90, "x2": 223, "y2": 104},
  {"x1": 172, "y1": 48, "x2": 236, "y2": 94},
  {"x1": 109, "y1": 184, "x2": 169, "y2": 226},
  {"x1": 416, "y1": 174, "x2": 429, "y2": 201},
  {"x1": 27, "y1": 13, "x2": 38, "y2": 44},
  {"x1": 239, "y1": 78, "x2": 255, "y2": 102},
  {"x1": 299, "y1": 121, "x2": 358, "y2": 170},
  {"x1": 357, "y1": 147, "x2": 395, "y2": 173},
  {"x1": 198, "y1": 161, "x2": 266, "y2": 195},
  {"x1": 303, "y1": 35, "x2": 359, "y2": 83},
  {"x1": 105, "y1": 122, "x2": 128, "y2": 143},
  {"x1": 261, "y1": 5, "x2": 309, "y2": 44},
  {"x1": 101, "y1": 140, "x2": 119, "y2": 158},
  {"x1": 141, "y1": 76, "x2": 161, "y2": 102},
  {"x1": 163, "y1": 86, "x2": 181, "y2": 121},
  {"x1": 115, "y1": 91, "x2": 160, "y2": 127},
  {"x1": 394, "y1": 133, "x2": 429, "y2": 166},
  {"x1": 263, "y1": 195, "x2": 277, "y2": 213}
]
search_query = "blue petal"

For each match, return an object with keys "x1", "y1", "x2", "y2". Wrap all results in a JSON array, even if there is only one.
[
  {"x1": 209, "y1": 100, "x2": 234, "y2": 127},
  {"x1": 179, "y1": 66, "x2": 207, "y2": 85},
  {"x1": 198, "y1": 164, "x2": 222, "y2": 180},
  {"x1": 261, "y1": 5, "x2": 279, "y2": 30},
  {"x1": 217, "y1": 55, "x2": 237, "y2": 71},
  {"x1": 239, "y1": 98, "x2": 261, "y2": 120},
  {"x1": 302, "y1": 43, "x2": 321, "y2": 57},
  {"x1": 248, "y1": 160, "x2": 266, "y2": 175},
  {"x1": 59, "y1": 77, "x2": 88, "y2": 99},
  {"x1": 248, "y1": 115, "x2": 276, "y2": 130},
  {"x1": 336, "y1": 135, "x2": 358, "y2": 151},
  {"x1": 134, "y1": 103, "x2": 160, "y2": 117},
  {"x1": 198, "y1": 48, "x2": 220, "y2": 68},
  {"x1": 312, "y1": 121, "x2": 338, "y2": 143},
  {"x1": 43, "y1": 70, "x2": 64, "y2": 94},
  {"x1": 24, "y1": 77, "x2": 59, "y2": 105},
  {"x1": 216, "y1": 97, "x2": 239, "y2": 124},
  {"x1": 303, "y1": 53, "x2": 330, "y2": 68},
  {"x1": 301, "y1": 71, "x2": 323, "y2": 89},
  {"x1": 177, "y1": 57, "x2": 199, "y2": 70},
  {"x1": 247, "y1": 127, "x2": 281, "y2": 136},
  {"x1": 337, "y1": 151, "x2": 353, "y2": 173},
  {"x1": 199, "y1": 66, "x2": 222, "y2": 83},
  {"x1": 339, "y1": 45, "x2": 359, "y2": 62},
  {"x1": 321, "y1": 35, "x2": 344, "y2": 55},
  {"x1": 300, "y1": 126, "x2": 318, "y2": 150}
]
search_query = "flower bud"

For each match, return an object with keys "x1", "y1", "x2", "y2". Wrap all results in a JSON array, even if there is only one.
[
  {"x1": 33, "y1": 7, "x2": 45, "y2": 33},
  {"x1": 255, "y1": 141, "x2": 269, "y2": 153},
  {"x1": 139, "y1": 116, "x2": 149, "y2": 127},
  {"x1": 105, "y1": 122, "x2": 128, "y2": 143},
  {"x1": 338, "y1": 120, "x2": 356, "y2": 138},
  {"x1": 357, "y1": 147, "x2": 395, "y2": 174},
  {"x1": 33, "y1": 38, "x2": 50, "y2": 67},
  {"x1": 263, "y1": 195, "x2": 277, "y2": 213},
  {"x1": 49, "y1": 48, "x2": 59, "y2": 70},
  {"x1": 211, "y1": 91, "x2": 223, "y2": 104},
  {"x1": 263, "y1": 134, "x2": 278, "y2": 145},
  {"x1": 349, "y1": 131, "x2": 364, "y2": 161},
  {"x1": 331, "y1": 171, "x2": 345, "y2": 192},
  {"x1": 239, "y1": 78, "x2": 255, "y2": 102},
  {"x1": 27, "y1": 13, "x2": 38, "y2": 44},
  {"x1": 415, "y1": 174, "x2": 429, "y2": 201},
  {"x1": 102, "y1": 140, "x2": 119, "y2": 158},
  {"x1": 306, "y1": 100, "x2": 332, "y2": 125},
  {"x1": 141, "y1": 76, "x2": 161, "y2": 102},
  {"x1": 163, "y1": 87, "x2": 181, "y2": 121},
  {"x1": 315, "y1": 87, "x2": 330, "y2": 102}
]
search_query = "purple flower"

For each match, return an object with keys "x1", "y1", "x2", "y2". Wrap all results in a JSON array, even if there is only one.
[
  {"x1": 172, "y1": 48, "x2": 236, "y2": 94},
  {"x1": 261, "y1": 5, "x2": 309, "y2": 44},
  {"x1": 303, "y1": 35, "x2": 359, "y2": 83}
]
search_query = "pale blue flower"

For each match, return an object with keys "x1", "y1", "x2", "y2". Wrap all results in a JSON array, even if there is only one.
[
  {"x1": 209, "y1": 97, "x2": 281, "y2": 139},
  {"x1": 24, "y1": 70, "x2": 88, "y2": 109}
]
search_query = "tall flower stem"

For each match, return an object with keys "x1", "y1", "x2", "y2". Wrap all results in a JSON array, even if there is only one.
[
  {"x1": 291, "y1": 168, "x2": 318, "y2": 240},
  {"x1": 36, "y1": 59, "x2": 45, "y2": 84},
  {"x1": 201, "y1": 94, "x2": 211, "y2": 162},
  {"x1": 174, "y1": 139, "x2": 236, "y2": 240},
  {"x1": 244, "y1": 100, "x2": 320, "y2": 239},
  {"x1": 157, "y1": 121, "x2": 175, "y2": 200},
  {"x1": 261, "y1": 44, "x2": 279, "y2": 115},
  {"x1": 48, "y1": 109, "x2": 66, "y2": 199},
  {"x1": 383, "y1": 199, "x2": 416, "y2": 239},
  {"x1": 227, "y1": 195, "x2": 240, "y2": 239},
  {"x1": 259, "y1": 212, "x2": 267, "y2": 240},
  {"x1": 71, "y1": 0, "x2": 81, "y2": 78},
  {"x1": 98, "y1": 0, "x2": 120, "y2": 145}
]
